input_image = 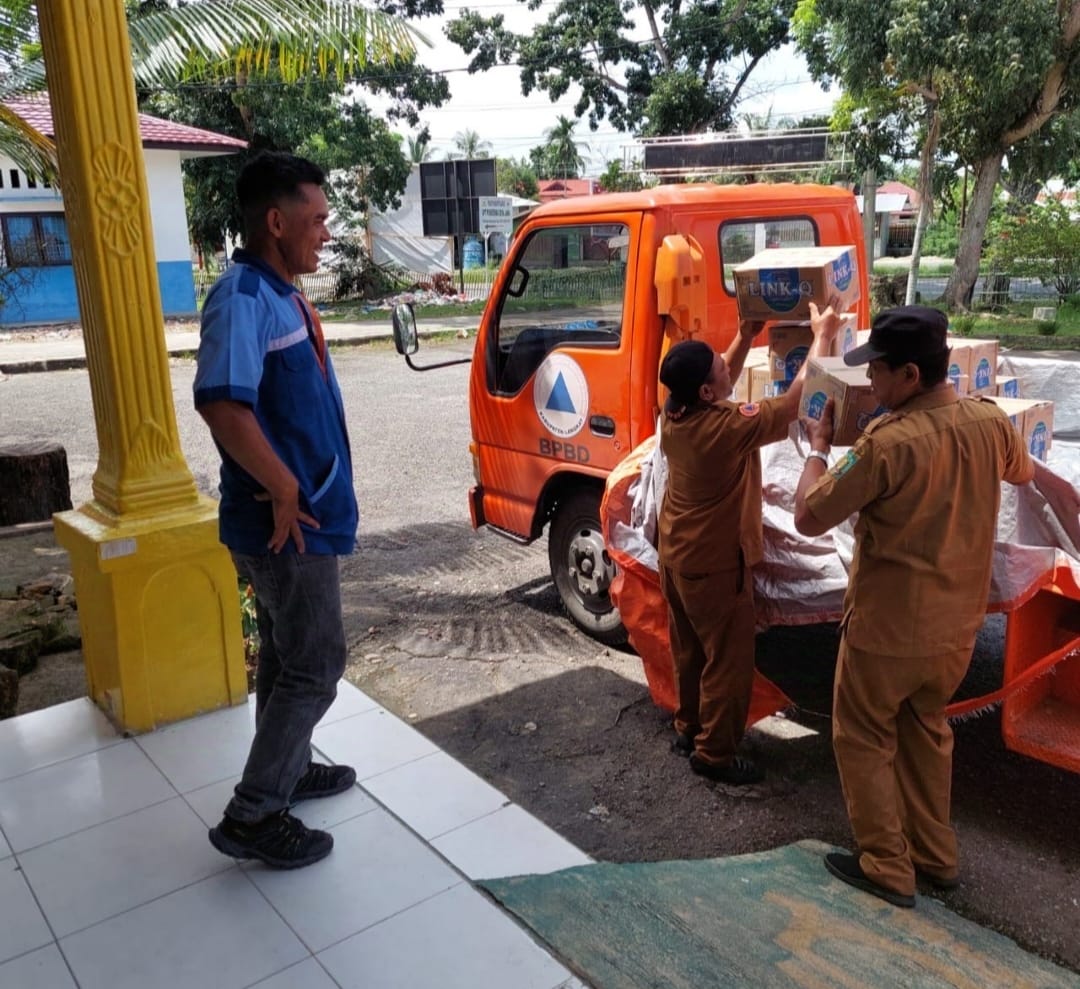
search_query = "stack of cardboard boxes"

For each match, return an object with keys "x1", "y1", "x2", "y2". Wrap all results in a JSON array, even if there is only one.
[
  {"x1": 732, "y1": 247, "x2": 1053, "y2": 458},
  {"x1": 732, "y1": 246, "x2": 861, "y2": 402}
]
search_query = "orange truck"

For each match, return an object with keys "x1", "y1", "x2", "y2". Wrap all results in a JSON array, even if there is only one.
[{"x1": 392, "y1": 182, "x2": 870, "y2": 643}]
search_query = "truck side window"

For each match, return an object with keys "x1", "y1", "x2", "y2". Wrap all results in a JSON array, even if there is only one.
[
  {"x1": 719, "y1": 218, "x2": 818, "y2": 293},
  {"x1": 489, "y1": 223, "x2": 628, "y2": 396}
]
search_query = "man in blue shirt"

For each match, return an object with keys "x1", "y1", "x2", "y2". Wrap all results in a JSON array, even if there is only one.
[{"x1": 195, "y1": 151, "x2": 358, "y2": 869}]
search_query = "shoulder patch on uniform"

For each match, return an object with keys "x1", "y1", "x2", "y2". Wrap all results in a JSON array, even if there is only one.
[
  {"x1": 830, "y1": 449, "x2": 861, "y2": 477},
  {"x1": 237, "y1": 266, "x2": 261, "y2": 298},
  {"x1": 738, "y1": 402, "x2": 761, "y2": 418}
]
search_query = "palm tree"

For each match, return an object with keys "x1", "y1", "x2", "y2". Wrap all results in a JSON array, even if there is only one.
[
  {"x1": 0, "y1": 0, "x2": 421, "y2": 180},
  {"x1": 450, "y1": 128, "x2": 491, "y2": 160},
  {"x1": 407, "y1": 132, "x2": 433, "y2": 163},
  {"x1": 544, "y1": 115, "x2": 587, "y2": 179}
]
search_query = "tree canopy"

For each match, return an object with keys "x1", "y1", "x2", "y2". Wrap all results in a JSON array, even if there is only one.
[
  {"x1": 528, "y1": 115, "x2": 588, "y2": 179},
  {"x1": 446, "y1": 0, "x2": 796, "y2": 136},
  {"x1": 794, "y1": 0, "x2": 1080, "y2": 308},
  {"x1": 0, "y1": 0, "x2": 422, "y2": 183}
]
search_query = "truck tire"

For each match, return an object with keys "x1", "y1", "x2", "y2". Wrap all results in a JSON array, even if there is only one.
[{"x1": 548, "y1": 488, "x2": 628, "y2": 646}]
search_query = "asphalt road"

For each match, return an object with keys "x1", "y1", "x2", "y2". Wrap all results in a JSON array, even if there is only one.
[{"x1": 1, "y1": 342, "x2": 1078, "y2": 975}]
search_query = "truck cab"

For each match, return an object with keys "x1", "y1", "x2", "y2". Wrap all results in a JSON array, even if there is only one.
[{"x1": 396, "y1": 183, "x2": 870, "y2": 643}]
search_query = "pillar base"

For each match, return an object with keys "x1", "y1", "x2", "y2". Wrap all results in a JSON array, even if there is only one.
[{"x1": 54, "y1": 496, "x2": 248, "y2": 733}]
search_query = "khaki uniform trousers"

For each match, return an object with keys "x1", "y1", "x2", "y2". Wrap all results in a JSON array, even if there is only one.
[
  {"x1": 660, "y1": 559, "x2": 755, "y2": 766},
  {"x1": 832, "y1": 637, "x2": 973, "y2": 896}
]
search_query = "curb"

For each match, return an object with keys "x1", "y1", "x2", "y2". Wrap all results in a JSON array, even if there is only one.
[{"x1": 0, "y1": 328, "x2": 467, "y2": 376}]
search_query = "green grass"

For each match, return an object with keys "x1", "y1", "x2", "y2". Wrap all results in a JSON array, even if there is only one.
[{"x1": 934, "y1": 297, "x2": 1080, "y2": 350}]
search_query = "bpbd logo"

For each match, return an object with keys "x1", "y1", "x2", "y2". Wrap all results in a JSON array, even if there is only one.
[
  {"x1": 750, "y1": 268, "x2": 810, "y2": 313},
  {"x1": 948, "y1": 363, "x2": 962, "y2": 384},
  {"x1": 831, "y1": 252, "x2": 853, "y2": 292},
  {"x1": 974, "y1": 358, "x2": 992, "y2": 390}
]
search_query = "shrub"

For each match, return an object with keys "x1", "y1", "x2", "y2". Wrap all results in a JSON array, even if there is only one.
[
  {"x1": 1036, "y1": 319, "x2": 1058, "y2": 336},
  {"x1": 950, "y1": 314, "x2": 976, "y2": 337}
]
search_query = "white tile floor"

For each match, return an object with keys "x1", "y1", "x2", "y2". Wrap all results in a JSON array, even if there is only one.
[{"x1": 0, "y1": 684, "x2": 592, "y2": 988}]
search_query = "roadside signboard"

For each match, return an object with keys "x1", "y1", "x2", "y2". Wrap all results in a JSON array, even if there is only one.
[{"x1": 479, "y1": 196, "x2": 513, "y2": 234}]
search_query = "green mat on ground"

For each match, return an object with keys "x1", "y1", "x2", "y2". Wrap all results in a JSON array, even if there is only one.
[{"x1": 480, "y1": 840, "x2": 1080, "y2": 989}]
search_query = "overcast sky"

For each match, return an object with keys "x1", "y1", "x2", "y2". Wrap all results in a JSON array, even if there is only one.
[{"x1": 367, "y1": 6, "x2": 841, "y2": 173}]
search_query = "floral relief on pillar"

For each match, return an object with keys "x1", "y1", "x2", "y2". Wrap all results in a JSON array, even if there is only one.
[
  {"x1": 129, "y1": 420, "x2": 182, "y2": 475},
  {"x1": 92, "y1": 142, "x2": 142, "y2": 257}
]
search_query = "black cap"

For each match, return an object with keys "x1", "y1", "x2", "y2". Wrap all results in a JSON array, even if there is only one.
[
  {"x1": 844, "y1": 305, "x2": 949, "y2": 366},
  {"x1": 660, "y1": 340, "x2": 714, "y2": 407}
]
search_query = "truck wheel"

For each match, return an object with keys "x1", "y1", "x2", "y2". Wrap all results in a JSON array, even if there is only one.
[{"x1": 548, "y1": 489, "x2": 628, "y2": 646}]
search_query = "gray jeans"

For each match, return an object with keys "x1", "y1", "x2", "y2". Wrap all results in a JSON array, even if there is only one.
[{"x1": 227, "y1": 552, "x2": 346, "y2": 822}]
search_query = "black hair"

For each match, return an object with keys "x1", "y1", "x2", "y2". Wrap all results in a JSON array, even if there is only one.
[
  {"x1": 880, "y1": 347, "x2": 950, "y2": 387},
  {"x1": 236, "y1": 151, "x2": 326, "y2": 242}
]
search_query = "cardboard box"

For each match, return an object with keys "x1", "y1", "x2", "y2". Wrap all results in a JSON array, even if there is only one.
[
  {"x1": 838, "y1": 313, "x2": 859, "y2": 357},
  {"x1": 750, "y1": 365, "x2": 773, "y2": 402},
  {"x1": 995, "y1": 375, "x2": 1020, "y2": 399},
  {"x1": 732, "y1": 348, "x2": 769, "y2": 403},
  {"x1": 766, "y1": 313, "x2": 859, "y2": 383},
  {"x1": 946, "y1": 338, "x2": 998, "y2": 395},
  {"x1": 950, "y1": 374, "x2": 970, "y2": 396},
  {"x1": 733, "y1": 245, "x2": 860, "y2": 320},
  {"x1": 768, "y1": 322, "x2": 814, "y2": 382},
  {"x1": 987, "y1": 397, "x2": 1054, "y2": 461},
  {"x1": 799, "y1": 357, "x2": 888, "y2": 447}
]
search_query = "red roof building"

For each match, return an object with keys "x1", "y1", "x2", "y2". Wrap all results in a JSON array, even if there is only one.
[
  {"x1": 537, "y1": 178, "x2": 600, "y2": 203},
  {"x1": 0, "y1": 96, "x2": 246, "y2": 325},
  {"x1": 5, "y1": 95, "x2": 247, "y2": 154}
]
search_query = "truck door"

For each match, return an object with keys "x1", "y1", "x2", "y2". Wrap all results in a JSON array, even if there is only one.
[{"x1": 468, "y1": 214, "x2": 640, "y2": 643}]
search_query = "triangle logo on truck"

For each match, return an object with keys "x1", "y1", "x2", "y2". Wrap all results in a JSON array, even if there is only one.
[
  {"x1": 546, "y1": 372, "x2": 576, "y2": 413},
  {"x1": 534, "y1": 353, "x2": 589, "y2": 438}
]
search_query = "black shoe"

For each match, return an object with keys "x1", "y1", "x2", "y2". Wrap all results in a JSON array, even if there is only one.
[
  {"x1": 209, "y1": 810, "x2": 333, "y2": 869},
  {"x1": 916, "y1": 868, "x2": 960, "y2": 891},
  {"x1": 688, "y1": 752, "x2": 765, "y2": 785},
  {"x1": 671, "y1": 732, "x2": 694, "y2": 757},
  {"x1": 291, "y1": 762, "x2": 357, "y2": 804},
  {"x1": 824, "y1": 852, "x2": 915, "y2": 908}
]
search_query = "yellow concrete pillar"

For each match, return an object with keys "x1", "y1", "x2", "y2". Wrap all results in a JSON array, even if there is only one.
[{"x1": 38, "y1": 0, "x2": 248, "y2": 731}]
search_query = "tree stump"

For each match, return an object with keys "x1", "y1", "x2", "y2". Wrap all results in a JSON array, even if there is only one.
[
  {"x1": 0, "y1": 442, "x2": 73, "y2": 526},
  {"x1": 0, "y1": 667, "x2": 17, "y2": 719},
  {"x1": 870, "y1": 273, "x2": 909, "y2": 311}
]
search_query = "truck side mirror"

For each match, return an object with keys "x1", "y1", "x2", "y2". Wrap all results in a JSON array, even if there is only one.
[
  {"x1": 392, "y1": 302, "x2": 418, "y2": 355},
  {"x1": 391, "y1": 300, "x2": 472, "y2": 373}
]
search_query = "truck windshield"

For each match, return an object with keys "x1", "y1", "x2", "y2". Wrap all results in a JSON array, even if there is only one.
[
  {"x1": 719, "y1": 217, "x2": 818, "y2": 293},
  {"x1": 488, "y1": 222, "x2": 628, "y2": 395}
]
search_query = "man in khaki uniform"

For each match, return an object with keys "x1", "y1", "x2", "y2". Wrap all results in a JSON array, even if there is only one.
[
  {"x1": 793, "y1": 305, "x2": 1036, "y2": 908},
  {"x1": 658, "y1": 303, "x2": 838, "y2": 786}
]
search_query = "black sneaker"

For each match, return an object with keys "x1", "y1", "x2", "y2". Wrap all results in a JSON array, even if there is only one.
[
  {"x1": 291, "y1": 762, "x2": 357, "y2": 804},
  {"x1": 689, "y1": 752, "x2": 765, "y2": 785},
  {"x1": 824, "y1": 852, "x2": 915, "y2": 908},
  {"x1": 209, "y1": 810, "x2": 333, "y2": 869},
  {"x1": 671, "y1": 732, "x2": 694, "y2": 757}
]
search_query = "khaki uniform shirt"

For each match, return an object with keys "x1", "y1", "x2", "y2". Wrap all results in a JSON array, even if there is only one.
[
  {"x1": 658, "y1": 397, "x2": 789, "y2": 574},
  {"x1": 805, "y1": 390, "x2": 1034, "y2": 656}
]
